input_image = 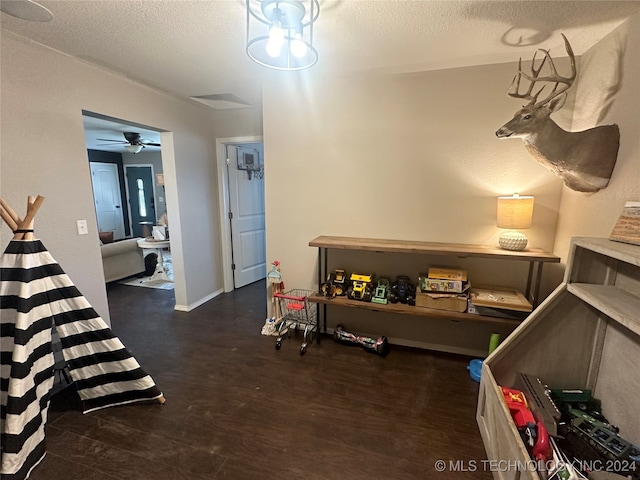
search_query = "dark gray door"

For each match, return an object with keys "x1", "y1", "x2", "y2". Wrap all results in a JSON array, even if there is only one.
[{"x1": 125, "y1": 166, "x2": 156, "y2": 237}]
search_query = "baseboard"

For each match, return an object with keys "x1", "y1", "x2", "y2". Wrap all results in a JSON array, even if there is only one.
[
  {"x1": 386, "y1": 336, "x2": 486, "y2": 358},
  {"x1": 174, "y1": 288, "x2": 224, "y2": 312}
]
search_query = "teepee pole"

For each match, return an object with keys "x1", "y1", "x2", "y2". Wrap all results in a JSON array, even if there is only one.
[
  {"x1": 0, "y1": 195, "x2": 45, "y2": 240},
  {"x1": 17, "y1": 196, "x2": 45, "y2": 240},
  {"x1": 0, "y1": 198, "x2": 21, "y2": 231},
  {"x1": 0, "y1": 205, "x2": 18, "y2": 232}
]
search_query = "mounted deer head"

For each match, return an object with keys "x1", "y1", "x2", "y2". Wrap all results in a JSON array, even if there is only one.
[{"x1": 496, "y1": 34, "x2": 619, "y2": 193}]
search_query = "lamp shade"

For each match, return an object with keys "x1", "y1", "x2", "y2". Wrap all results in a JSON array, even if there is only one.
[
  {"x1": 125, "y1": 144, "x2": 144, "y2": 154},
  {"x1": 497, "y1": 194, "x2": 534, "y2": 229}
]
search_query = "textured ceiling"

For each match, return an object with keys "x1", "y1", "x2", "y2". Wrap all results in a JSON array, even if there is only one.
[{"x1": 3, "y1": 1, "x2": 640, "y2": 139}]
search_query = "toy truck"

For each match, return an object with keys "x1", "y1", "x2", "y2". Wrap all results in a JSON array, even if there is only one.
[
  {"x1": 389, "y1": 275, "x2": 416, "y2": 305},
  {"x1": 321, "y1": 269, "x2": 348, "y2": 298},
  {"x1": 347, "y1": 273, "x2": 375, "y2": 302},
  {"x1": 371, "y1": 278, "x2": 391, "y2": 304},
  {"x1": 333, "y1": 269, "x2": 348, "y2": 296}
]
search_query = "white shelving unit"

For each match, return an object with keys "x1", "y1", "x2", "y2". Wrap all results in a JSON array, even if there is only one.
[{"x1": 477, "y1": 237, "x2": 640, "y2": 480}]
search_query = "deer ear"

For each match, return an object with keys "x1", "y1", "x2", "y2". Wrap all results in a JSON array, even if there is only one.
[{"x1": 548, "y1": 93, "x2": 567, "y2": 112}]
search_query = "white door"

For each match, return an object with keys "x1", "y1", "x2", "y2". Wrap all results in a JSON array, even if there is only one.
[
  {"x1": 90, "y1": 162, "x2": 125, "y2": 240},
  {"x1": 228, "y1": 146, "x2": 266, "y2": 288}
]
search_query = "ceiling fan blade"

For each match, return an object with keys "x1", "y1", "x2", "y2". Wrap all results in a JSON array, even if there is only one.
[
  {"x1": 123, "y1": 132, "x2": 141, "y2": 144},
  {"x1": 141, "y1": 142, "x2": 161, "y2": 147},
  {"x1": 96, "y1": 138, "x2": 127, "y2": 143}
]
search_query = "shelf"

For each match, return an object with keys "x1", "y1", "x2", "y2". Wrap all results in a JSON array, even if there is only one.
[
  {"x1": 479, "y1": 237, "x2": 640, "y2": 480},
  {"x1": 572, "y1": 237, "x2": 640, "y2": 267},
  {"x1": 309, "y1": 235, "x2": 561, "y2": 263},
  {"x1": 567, "y1": 283, "x2": 640, "y2": 337},
  {"x1": 308, "y1": 293, "x2": 522, "y2": 328}
]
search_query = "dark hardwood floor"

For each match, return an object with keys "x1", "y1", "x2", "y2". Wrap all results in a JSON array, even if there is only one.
[{"x1": 34, "y1": 280, "x2": 493, "y2": 479}]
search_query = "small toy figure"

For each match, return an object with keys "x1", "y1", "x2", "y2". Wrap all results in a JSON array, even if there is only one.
[
  {"x1": 267, "y1": 260, "x2": 284, "y2": 322},
  {"x1": 268, "y1": 260, "x2": 282, "y2": 285}
]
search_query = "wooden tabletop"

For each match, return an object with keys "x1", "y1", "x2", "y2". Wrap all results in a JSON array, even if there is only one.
[
  {"x1": 309, "y1": 235, "x2": 560, "y2": 263},
  {"x1": 137, "y1": 238, "x2": 170, "y2": 249}
]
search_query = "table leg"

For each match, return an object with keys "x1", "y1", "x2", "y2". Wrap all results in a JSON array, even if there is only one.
[
  {"x1": 322, "y1": 247, "x2": 328, "y2": 334},
  {"x1": 533, "y1": 262, "x2": 544, "y2": 308},
  {"x1": 525, "y1": 261, "x2": 534, "y2": 305}
]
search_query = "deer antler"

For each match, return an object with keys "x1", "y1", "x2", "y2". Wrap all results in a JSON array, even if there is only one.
[
  {"x1": 507, "y1": 34, "x2": 576, "y2": 108},
  {"x1": 507, "y1": 53, "x2": 548, "y2": 105}
]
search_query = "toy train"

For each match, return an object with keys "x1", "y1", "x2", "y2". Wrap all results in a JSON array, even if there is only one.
[{"x1": 550, "y1": 389, "x2": 640, "y2": 480}]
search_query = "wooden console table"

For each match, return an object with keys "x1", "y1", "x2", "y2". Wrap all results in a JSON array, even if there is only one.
[{"x1": 308, "y1": 235, "x2": 560, "y2": 332}]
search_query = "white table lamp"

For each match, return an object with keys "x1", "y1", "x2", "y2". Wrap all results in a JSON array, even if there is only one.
[{"x1": 497, "y1": 194, "x2": 534, "y2": 251}]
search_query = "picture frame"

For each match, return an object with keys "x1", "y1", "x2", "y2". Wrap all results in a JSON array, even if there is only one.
[{"x1": 609, "y1": 201, "x2": 640, "y2": 246}]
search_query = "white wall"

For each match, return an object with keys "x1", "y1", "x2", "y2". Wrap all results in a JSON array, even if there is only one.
[
  {"x1": 0, "y1": 31, "x2": 260, "y2": 321},
  {"x1": 263, "y1": 63, "x2": 568, "y2": 287},
  {"x1": 555, "y1": 12, "x2": 640, "y2": 260},
  {"x1": 262, "y1": 62, "x2": 568, "y2": 354},
  {"x1": 261, "y1": 16, "x2": 640, "y2": 354}
]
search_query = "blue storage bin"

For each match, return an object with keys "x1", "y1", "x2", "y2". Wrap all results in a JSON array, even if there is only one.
[{"x1": 467, "y1": 359, "x2": 483, "y2": 382}]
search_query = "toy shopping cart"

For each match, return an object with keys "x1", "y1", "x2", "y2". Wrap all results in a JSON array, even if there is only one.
[{"x1": 273, "y1": 289, "x2": 317, "y2": 355}]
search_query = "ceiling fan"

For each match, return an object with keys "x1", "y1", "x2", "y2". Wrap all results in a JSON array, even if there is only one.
[{"x1": 97, "y1": 132, "x2": 161, "y2": 154}]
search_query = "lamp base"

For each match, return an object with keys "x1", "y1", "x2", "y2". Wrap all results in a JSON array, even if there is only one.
[{"x1": 499, "y1": 230, "x2": 528, "y2": 251}]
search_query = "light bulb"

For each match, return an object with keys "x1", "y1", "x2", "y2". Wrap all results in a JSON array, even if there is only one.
[
  {"x1": 266, "y1": 21, "x2": 284, "y2": 57},
  {"x1": 266, "y1": 39, "x2": 282, "y2": 57},
  {"x1": 291, "y1": 34, "x2": 307, "y2": 58}
]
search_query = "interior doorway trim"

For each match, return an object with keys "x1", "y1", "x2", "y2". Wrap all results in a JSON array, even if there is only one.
[{"x1": 216, "y1": 135, "x2": 263, "y2": 293}]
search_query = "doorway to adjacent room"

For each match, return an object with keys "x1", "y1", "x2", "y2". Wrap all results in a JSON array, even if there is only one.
[
  {"x1": 124, "y1": 164, "x2": 157, "y2": 238},
  {"x1": 216, "y1": 136, "x2": 266, "y2": 291}
]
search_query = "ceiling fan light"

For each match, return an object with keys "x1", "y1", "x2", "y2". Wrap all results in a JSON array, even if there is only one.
[{"x1": 125, "y1": 144, "x2": 144, "y2": 154}]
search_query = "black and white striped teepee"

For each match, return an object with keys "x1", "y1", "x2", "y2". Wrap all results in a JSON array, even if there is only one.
[{"x1": 1, "y1": 196, "x2": 164, "y2": 480}]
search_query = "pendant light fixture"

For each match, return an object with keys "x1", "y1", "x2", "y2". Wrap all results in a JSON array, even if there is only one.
[{"x1": 246, "y1": 0, "x2": 319, "y2": 71}]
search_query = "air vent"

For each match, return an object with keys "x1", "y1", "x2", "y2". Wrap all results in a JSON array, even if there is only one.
[{"x1": 189, "y1": 93, "x2": 251, "y2": 110}]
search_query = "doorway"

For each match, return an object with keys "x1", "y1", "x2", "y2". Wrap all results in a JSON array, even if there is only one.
[
  {"x1": 83, "y1": 112, "x2": 175, "y2": 305},
  {"x1": 124, "y1": 165, "x2": 157, "y2": 237},
  {"x1": 90, "y1": 162, "x2": 126, "y2": 240},
  {"x1": 216, "y1": 136, "x2": 266, "y2": 292}
]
